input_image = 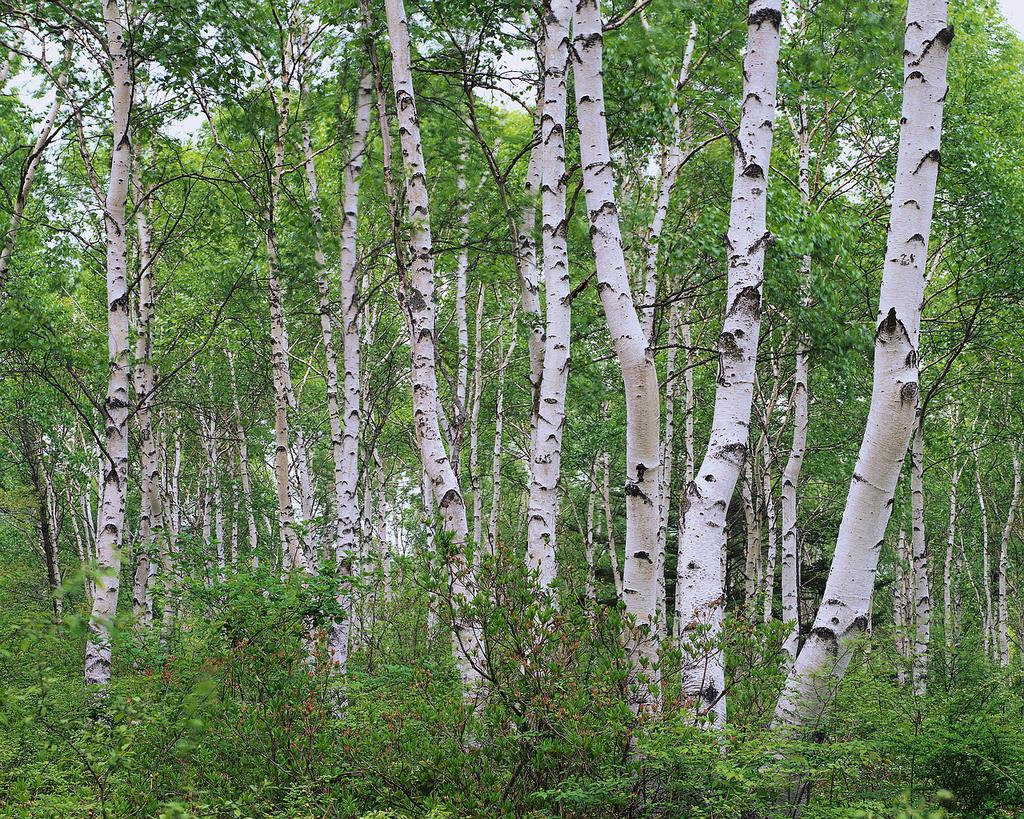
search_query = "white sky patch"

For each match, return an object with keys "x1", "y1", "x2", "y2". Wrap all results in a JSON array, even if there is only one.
[{"x1": 1000, "y1": 0, "x2": 1024, "y2": 36}]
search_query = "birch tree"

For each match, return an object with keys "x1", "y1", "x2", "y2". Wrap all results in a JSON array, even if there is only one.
[
  {"x1": 572, "y1": 0, "x2": 662, "y2": 704},
  {"x1": 776, "y1": 0, "x2": 952, "y2": 732},
  {"x1": 84, "y1": 0, "x2": 134, "y2": 691},
  {"x1": 383, "y1": 0, "x2": 483, "y2": 691},
  {"x1": 525, "y1": 0, "x2": 571, "y2": 590},
  {"x1": 676, "y1": 0, "x2": 782, "y2": 726}
]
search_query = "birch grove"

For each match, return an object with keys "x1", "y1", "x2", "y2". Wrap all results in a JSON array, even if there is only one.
[{"x1": 3, "y1": 0, "x2": 1024, "y2": 812}]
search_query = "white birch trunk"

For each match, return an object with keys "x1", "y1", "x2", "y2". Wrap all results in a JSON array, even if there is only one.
[
  {"x1": 384, "y1": 0, "x2": 483, "y2": 691},
  {"x1": 226, "y1": 350, "x2": 260, "y2": 566},
  {"x1": 976, "y1": 453, "x2": 993, "y2": 660},
  {"x1": 945, "y1": 449, "x2": 960, "y2": 655},
  {"x1": 470, "y1": 285, "x2": 485, "y2": 550},
  {"x1": 487, "y1": 325, "x2": 516, "y2": 555},
  {"x1": 603, "y1": 452, "x2": 623, "y2": 600},
  {"x1": 656, "y1": 307, "x2": 678, "y2": 641},
  {"x1": 572, "y1": 0, "x2": 663, "y2": 707},
  {"x1": 775, "y1": 0, "x2": 951, "y2": 731},
  {"x1": 780, "y1": 103, "x2": 811, "y2": 666},
  {"x1": 585, "y1": 455, "x2": 599, "y2": 603},
  {"x1": 84, "y1": 0, "x2": 134, "y2": 690},
  {"x1": 674, "y1": 319, "x2": 696, "y2": 641},
  {"x1": 998, "y1": 447, "x2": 1020, "y2": 668},
  {"x1": 525, "y1": 0, "x2": 572, "y2": 589},
  {"x1": 895, "y1": 526, "x2": 909, "y2": 687},
  {"x1": 677, "y1": 0, "x2": 782, "y2": 726},
  {"x1": 762, "y1": 448, "x2": 778, "y2": 624},
  {"x1": 910, "y1": 415, "x2": 930, "y2": 694}
]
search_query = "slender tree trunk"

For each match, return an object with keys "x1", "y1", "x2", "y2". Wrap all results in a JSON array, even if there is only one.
[
  {"x1": 674, "y1": 318, "x2": 696, "y2": 641},
  {"x1": 895, "y1": 525, "x2": 909, "y2": 687},
  {"x1": 470, "y1": 285, "x2": 485, "y2": 550},
  {"x1": 998, "y1": 447, "x2": 1020, "y2": 668},
  {"x1": 775, "y1": 0, "x2": 951, "y2": 733},
  {"x1": 677, "y1": 0, "x2": 781, "y2": 727},
  {"x1": 0, "y1": 49, "x2": 66, "y2": 290},
  {"x1": 85, "y1": 0, "x2": 134, "y2": 690},
  {"x1": 641, "y1": 22, "x2": 697, "y2": 343},
  {"x1": 526, "y1": 0, "x2": 572, "y2": 589},
  {"x1": 911, "y1": 414, "x2": 930, "y2": 694},
  {"x1": 453, "y1": 158, "x2": 471, "y2": 473},
  {"x1": 976, "y1": 452, "x2": 993, "y2": 660},
  {"x1": 226, "y1": 351, "x2": 260, "y2": 566},
  {"x1": 762, "y1": 447, "x2": 778, "y2": 624},
  {"x1": 741, "y1": 455, "x2": 761, "y2": 615},
  {"x1": 585, "y1": 455, "x2": 599, "y2": 603},
  {"x1": 945, "y1": 449, "x2": 961, "y2": 655},
  {"x1": 384, "y1": 0, "x2": 483, "y2": 691},
  {"x1": 487, "y1": 325, "x2": 516, "y2": 555},
  {"x1": 131, "y1": 149, "x2": 160, "y2": 628},
  {"x1": 656, "y1": 306, "x2": 679, "y2": 640},
  {"x1": 572, "y1": 0, "x2": 663, "y2": 708},
  {"x1": 603, "y1": 452, "x2": 623, "y2": 600}
]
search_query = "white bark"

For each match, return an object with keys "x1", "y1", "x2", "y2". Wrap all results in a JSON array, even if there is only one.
[
  {"x1": 226, "y1": 350, "x2": 259, "y2": 567},
  {"x1": 454, "y1": 159, "x2": 470, "y2": 473},
  {"x1": 775, "y1": 0, "x2": 951, "y2": 731},
  {"x1": 603, "y1": 452, "x2": 623, "y2": 600},
  {"x1": 998, "y1": 447, "x2": 1020, "y2": 668},
  {"x1": 674, "y1": 319, "x2": 695, "y2": 641},
  {"x1": 526, "y1": 0, "x2": 572, "y2": 590},
  {"x1": 677, "y1": 0, "x2": 781, "y2": 727},
  {"x1": 487, "y1": 324, "x2": 516, "y2": 555},
  {"x1": 572, "y1": 0, "x2": 662, "y2": 706},
  {"x1": 384, "y1": 0, "x2": 483, "y2": 691},
  {"x1": 910, "y1": 415, "x2": 930, "y2": 694},
  {"x1": 945, "y1": 446, "x2": 961, "y2": 655},
  {"x1": 470, "y1": 285, "x2": 485, "y2": 550},
  {"x1": 585, "y1": 455, "x2": 599, "y2": 603},
  {"x1": 656, "y1": 306, "x2": 679, "y2": 640},
  {"x1": 130, "y1": 150, "x2": 160, "y2": 629},
  {"x1": 762, "y1": 447, "x2": 778, "y2": 624},
  {"x1": 976, "y1": 452, "x2": 993, "y2": 660},
  {"x1": 84, "y1": 0, "x2": 134, "y2": 690},
  {"x1": 895, "y1": 525, "x2": 910, "y2": 687}
]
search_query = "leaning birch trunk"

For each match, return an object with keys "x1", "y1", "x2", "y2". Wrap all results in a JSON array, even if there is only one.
[
  {"x1": 572, "y1": 0, "x2": 663, "y2": 710},
  {"x1": 226, "y1": 350, "x2": 260, "y2": 566},
  {"x1": 84, "y1": 0, "x2": 134, "y2": 691},
  {"x1": 944, "y1": 449, "x2": 960, "y2": 655},
  {"x1": 384, "y1": 0, "x2": 483, "y2": 692},
  {"x1": 998, "y1": 447, "x2": 1020, "y2": 668},
  {"x1": 526, "y1": 0, "x2": 572, "y2": 590},
  {"x1": 676, "y1": 0, "x2": 782, "y2": 727},
  {"x1": 910, "y1": 414, "x2": 930, "y2": 694},
  {"x1": 774, "y1": 0, "x2": 951, "y2": 734}
]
